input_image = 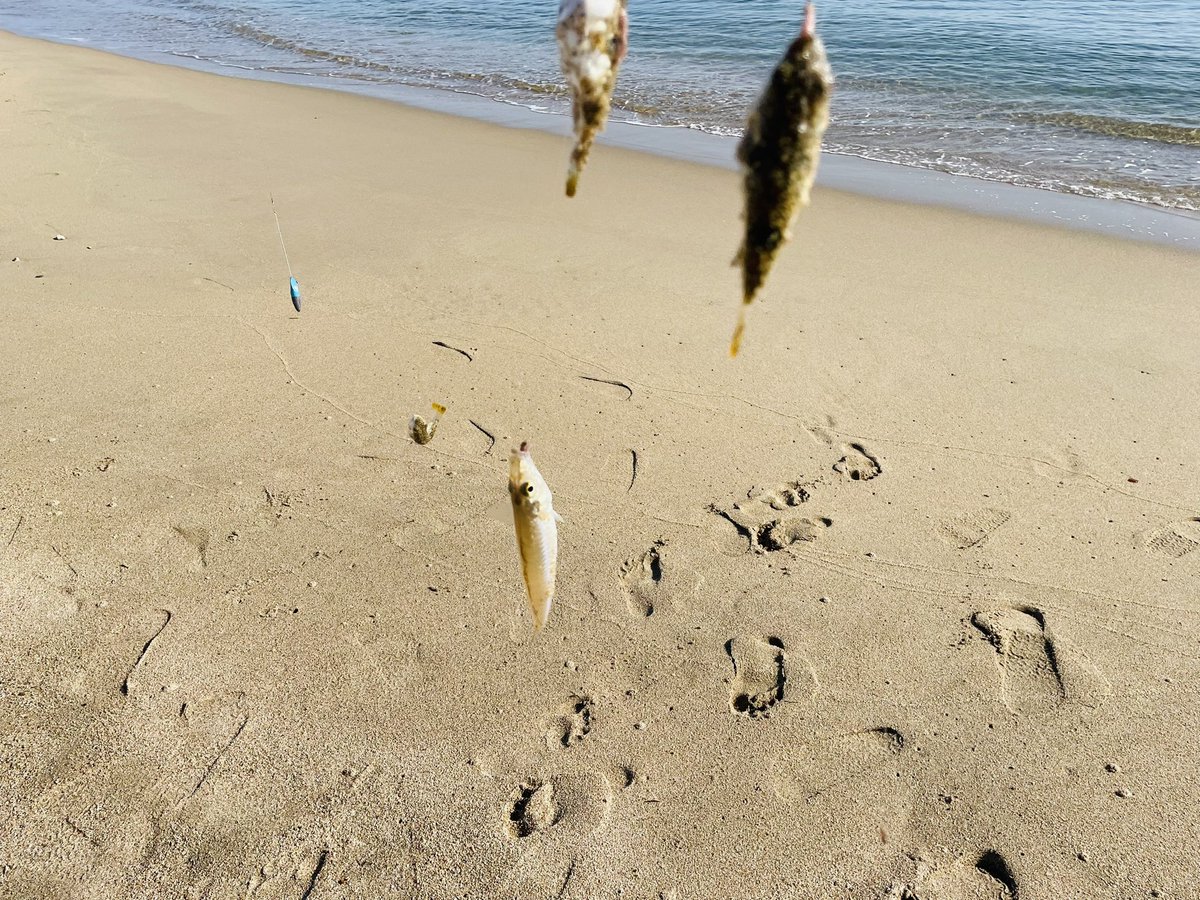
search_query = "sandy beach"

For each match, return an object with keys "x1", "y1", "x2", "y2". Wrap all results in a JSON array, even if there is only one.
[{"x1": 2, "y1": 30, "x2": 1199, "y2": 899}]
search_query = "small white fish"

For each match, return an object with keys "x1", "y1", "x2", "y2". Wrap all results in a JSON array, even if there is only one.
[{"x1": 509, "y1": 441, "x2": 561, "y2": 631}]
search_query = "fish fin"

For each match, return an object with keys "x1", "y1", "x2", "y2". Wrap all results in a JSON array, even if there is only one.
[
  {"x1": 431, "y1": 402, "x2": 447, "y2": 416},
  {"x1": 554, "y1": 511, "x2": 565, "y2": 524}
]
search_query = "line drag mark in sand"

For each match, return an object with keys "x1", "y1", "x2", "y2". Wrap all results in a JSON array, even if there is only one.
[
  {"x1": 555, "y1": 859, "x2": 577, "y2": 900},
  {"x1": 179, "y1": 714, "x2": 250, "y2": 807},
  {"x1": 432, "y1": 340, "x2": 473, "y2": 362},
  {"x1": 243, "y1": 320, "x2": 383, "y2": 432},
  {"x1": 201, "y1": 276, "x2": 234, "y2": 292},
  {"x1": 627, "y1": 449, "x2": 638, "y2": 493},
  {"x1": 579, "y1": 375, "x2": 633, "y2": 400},
  {"x1": 3, "y1": 515, "x2": 23, "y2": 555},
  {"x1": 120, "y1": 609, "x2": 172, "y2": 696},
  {"x1": 51, "y1": 544, "x2": 79, "y2": 577},
  {"x1": 469, "y1": 420, "x2": 496, "y2": 454},
  {"x1": 299, "y1": 850, "x2": 329, "y2": 900}
]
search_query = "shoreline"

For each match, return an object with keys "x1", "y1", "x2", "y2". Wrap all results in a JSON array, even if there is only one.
[{"x1": 6, "y1": 27, "x2": 1200, "y2": 252}]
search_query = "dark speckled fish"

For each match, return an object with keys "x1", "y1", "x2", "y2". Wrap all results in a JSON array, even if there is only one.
[{"x1": 731, "y1": 2, "x2": 832, "y2": 357}]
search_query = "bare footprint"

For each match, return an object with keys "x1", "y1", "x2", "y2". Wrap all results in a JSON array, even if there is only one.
[
  {"x1": 833, "y1": 443, "x2": 882, "y2": 481},
  {"x1": 726, "y1": 635, "x2": 817, "y2": 718},
  {"x1": 937, "y1": 508, "x2": 1011, "y2": 550},
  {"x1": 922, "y1": 849, "x2": 1020, "y2": 900},
  {"x1": 709, "y1": 502, "x2": 832, "y2": 555},
  {"x1": 246, "y1": 847, "x2": 329, "y2": 899},
  {"x1": 508, "y1": 782, "x2": 559, "y2": 840},
  {"x1": 726, "y1": 635, "x2": 786, "y2": 717},
  {"x1": 620, "y1": 542, "x2": 665, "y2": 617},
  {"x1": 708, "y1": 474, "x2": 832, "y2": 555},
  {"x1": 758, "y1": 516, "x2": 832, "y2": 550},
  {"x1": 546, "y1": 695, "x2": 593, "y2": 749},
  {"x1": 755, "y1": 481, "x2": 811, "y2": 511},
  {"x1": 971, "y1": 607, "x2": 1108, "y2": 715},
  {"x1": 503, "y1": 773, "x2": 611, "y2": 840},
  {"x1": 506, "y1": 779, "x2": 559, "y2": 838},
  {"x1": 1142, "y1": 517, "x2": 1200, "y2": 558},
  {"x1": 772, "y1": 726, "x2": 905, "y2": 802},
  {"x1": 171, "y1": 524, "x2": 210, "y2": 571}
]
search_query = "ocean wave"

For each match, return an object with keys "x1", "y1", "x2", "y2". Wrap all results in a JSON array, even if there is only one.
[
  {"x1": 1018, "y1": 111, "x2": 1200, "y2": 147},
  {"x1": 133, "y1": 8, "x2": 1200, "y2": 213}
]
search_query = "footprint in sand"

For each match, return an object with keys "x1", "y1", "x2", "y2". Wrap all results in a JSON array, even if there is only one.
[
  {"x1": 620, "y1": 542, "x2": 665, "y2": 617},
  {"x1": 245, "y1": 848, "x2": 329, "y2": 899},
  {"x1": 1142, "y1": 517, "x2": 1200, "y2": 558},
  {"x1": 971, "y1": 606, "x2": 1109, "y2": 715},
  {"x1": 758, "y1": 516, "x2": 832, "y2": 551},
  {"x1": 171, "y1": 524, "x2": 210, "y2": 571},
  {"x1": 757, "y1": 481, "x2": 811, "y2": 511},
  {"x1": 921, "y1": 849, "x2": 1020, "y2": 900},
  {"x1": 937, "y1": 508, "x2": 1011, "y2": 550},
  {"x1": 833, "y1": 443, "x2": 882, "y2": 481},
  {"x1": 771, "y1": 726, "x2": 905, "y2": 802},
  {"x1": 506, "y1": 779, "x2": 560, "y2": 838},
  {"x1": 504, "y1": 773, "x2": 611, "y2": 840},
  {"x1": 725, "y1": 635, "x2": 817, "y2": 718},
  {"x1": 709, "y1": 482, "x2": 831, "y2": 555},
  {"x1": 546, "y1": 695, "x2": 593, "y2": 749}
]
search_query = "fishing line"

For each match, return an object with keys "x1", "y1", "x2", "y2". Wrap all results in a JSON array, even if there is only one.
[
  {"x1": 270, "y1": 194, "x2": 293, "y2": 278},
  {"x1": 270, "y1": 194, "x2": 302, "y2": 312}
]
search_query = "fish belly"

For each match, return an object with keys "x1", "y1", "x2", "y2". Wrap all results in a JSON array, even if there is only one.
[{"x1": 515, "y1": 514, "x2": 558, "y2": 630}]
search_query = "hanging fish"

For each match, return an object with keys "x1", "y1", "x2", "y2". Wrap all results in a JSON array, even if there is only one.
[
  {"x1": 509, "y1": 442, "x2": 562, "y2": 631},
  {"x1": 730, "y1": 2, "x2": 832, "y2": 357},
  {"x1": 408, "y1": 402, "x2": 447, "y2": 445},
  {"x1": 557, "y1": 0, "x2": 629, "y2": 197}
]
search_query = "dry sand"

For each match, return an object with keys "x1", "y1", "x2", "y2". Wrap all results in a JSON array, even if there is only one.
[{"x1": 2, "y1": 31, "x2": 1199, "y2": 900}]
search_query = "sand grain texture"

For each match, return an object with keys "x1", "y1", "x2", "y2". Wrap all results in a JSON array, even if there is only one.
[{"x1": 1, "y1": 32, "x2": 1198, "y2": 899}]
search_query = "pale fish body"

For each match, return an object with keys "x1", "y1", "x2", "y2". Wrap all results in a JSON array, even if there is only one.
[
  {"x1": 509, "y1": 442, "x2": 561, "y2": 631},
  {"x1": 557, "y1": 0, "x2": 629, "y2": 197},
  {"x1": 731, "y1": 2, "x2": 832, "y2": 357}
]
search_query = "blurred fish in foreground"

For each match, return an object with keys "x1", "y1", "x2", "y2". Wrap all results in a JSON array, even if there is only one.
[
  {"x1": 557, "y1": 0, "x2": 629, "y2": 197},
  {"x1": 509, "y1": 442, "x2": 561, "y2": 631},
  {"x1": 731, "y1": 2, "x2": 832, "y2": 357}
]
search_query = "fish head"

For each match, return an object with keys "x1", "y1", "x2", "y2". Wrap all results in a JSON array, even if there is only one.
[
  {"x1": 509, "y1": 443, "x2": 553, "y2": 514},
  {"x1": 786, "y1": 2, "x2": 832, "y2": 90},
  {"x1": 787, "y1": 2, "x2": 826, "y2": 62}
]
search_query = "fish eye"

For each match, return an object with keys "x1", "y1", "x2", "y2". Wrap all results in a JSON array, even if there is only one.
[{"x1": 523, "y1": 483, "x2": 534, "y2": 495}]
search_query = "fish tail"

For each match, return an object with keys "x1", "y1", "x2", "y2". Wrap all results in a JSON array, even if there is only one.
[
  {"x1": 730, "y1": 306, "x2": 749, "y2": 358},
  {"x1": 528, "y1": 586, "x2": 552, "y2": 631},
  {"x1": 567, "y1": 121, "x2": 599, "y2": 197},
  {"x1": 565, "y1": 145, "x2": 588, "y2": 196}
]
